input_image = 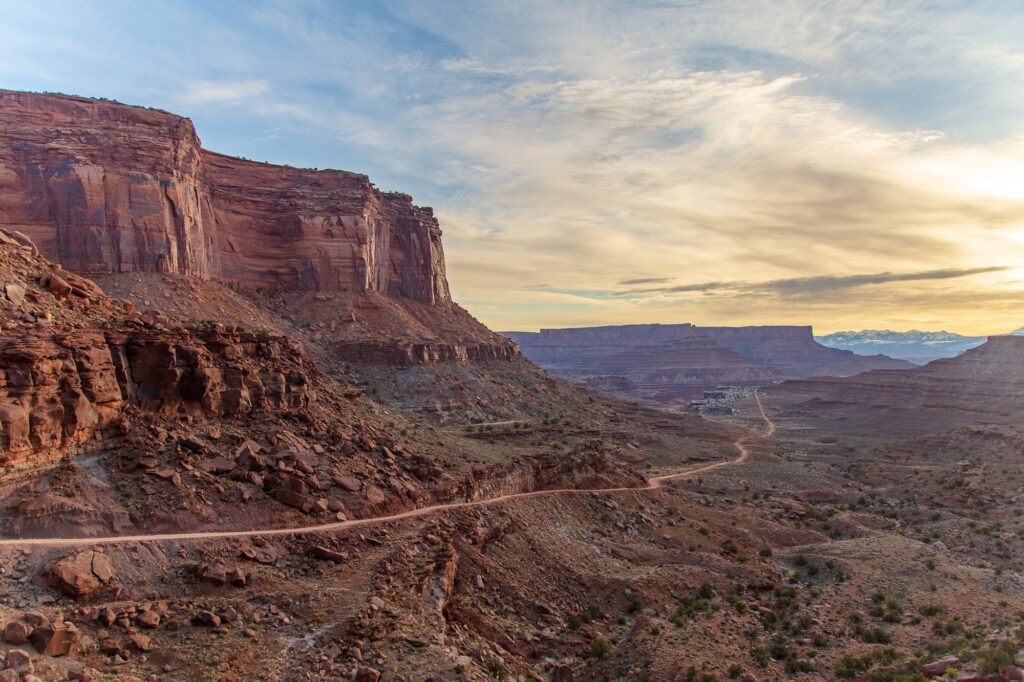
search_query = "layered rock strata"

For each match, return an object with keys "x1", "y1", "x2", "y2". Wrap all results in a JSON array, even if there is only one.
[
  {"x1": 0, "y1": 230, "x2": 312, "y2": 462},
  {"x1": 0, "y1": 89, "x2": 448, "y2": 302},
  {"x1": 769, "y1": 335, "x2": 1024, "y2": 437},
  {"x1": 504, "y1": 324, "x2": 910, "y2": 405}
]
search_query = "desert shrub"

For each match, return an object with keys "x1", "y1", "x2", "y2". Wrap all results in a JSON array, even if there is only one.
[{"x1": 589, "y1": 638, "x2": 612, "y2": 660}]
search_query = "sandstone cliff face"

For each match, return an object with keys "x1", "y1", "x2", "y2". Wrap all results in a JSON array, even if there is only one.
[{"x1": 0, "y1": 90, "x2": 449, "y2": 302}]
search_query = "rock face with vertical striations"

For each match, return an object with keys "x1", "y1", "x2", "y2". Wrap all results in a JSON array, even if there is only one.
[{"x1": 0, "y1": 89, "x2": 449, "y2": 302}]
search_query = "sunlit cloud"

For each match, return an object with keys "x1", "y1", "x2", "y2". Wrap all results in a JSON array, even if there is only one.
[{"x1": 1, "y1": 1, "x2": 1022, "y2": 334}]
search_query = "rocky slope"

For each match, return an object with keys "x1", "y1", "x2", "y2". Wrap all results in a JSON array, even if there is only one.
[
  {"x1": 0, "y1": 229, "x2": 313, "y2": 466},
  {"x1": 505, "y1": 324, "x2": 910, "y2": 407},
  {"x1": 768, "y1": 335, "x2": 1024, "y2": 437}
]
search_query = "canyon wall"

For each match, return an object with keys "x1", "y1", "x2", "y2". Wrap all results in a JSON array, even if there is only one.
[
  {"x1": 699, "y1": 325, "x2": 913, "y2": 377},
  {"x1": 505, "y1": 323, "x2": 913, "y2": 407},
  {"x1": 0, "y1": 90, "x2": 449, "y2": 302}
]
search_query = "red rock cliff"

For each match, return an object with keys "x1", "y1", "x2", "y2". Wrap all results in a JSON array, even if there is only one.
[{"x1": 0, "y1": 90, "x2": 450, "y2": 303}]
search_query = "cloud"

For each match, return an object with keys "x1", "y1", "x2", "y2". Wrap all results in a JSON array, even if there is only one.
[
  {"x1": 755, "y1": 267, "x2": 1010, "y2": 296},
  {"x1": 618, "y1": 277, "x2": 675, "y2": 285},
  {"x1": 177, "y1": 79, "x2": 269, "y2": 106},
  {"x1": 614, "y1": 267, "x2": 1009, "y2": 299},
  {"x1": 3, "y1": 1, "x2": 1022, "y2": 335}
]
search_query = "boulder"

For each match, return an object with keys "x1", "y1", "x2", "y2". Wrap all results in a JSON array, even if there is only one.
[
  {"x1": 29, "y1": 622, "x2": 80, "y2": 656},
  {"x1": 97, "y1": 607, "x2": 116, "y2": 627},
  {"x1": 9, "y1": 230, "x2": 39, "y2": 254},
  {"x1": 226, "y1": 567, "x2": 248, "y2": 587},
  {"x1": 2, "y1": 620, "x2": 29, "y2": 645},
  {"x1": 50, "y1": 551, "x2": 116, "y2": 598},
  {"x1": 90, "y1": 552, "x2": 116, "y2": 584},
  {"x1": 334, "y1": 476, "x2": 361, "y2": 492},
  {"x1": 130, "y1": 633, "x2": 152, "y2": 652},
  {"x1": 364, "y1": 485, "x2": 387, "y2": 505},
  {"x1": 311, "y1": 546, "x2": 347, "y2": 564},
  {"x1": 5, "y1": 648, "x2": 33, "y2": 673},
  {"x1": 273, "y1": 474, "x2": 311, "y2": 512},
  {"x1": 355, "y1": 668, "x2": 381, "y2": 682},
  {"x1": 136, "y1": 611, "x2": 161, "y2": 629},
  {"x1": 197, "y1": 457, "x2": 235, "y2": 474},
  {"x1": 196, "y1": 563, "x2": 227, "y2": 586},
  {"x1": 4, "y1": 282, "x2": 25, "y2": 306},
  {"x1": 921, "y1": 656, "x2": 960, "y2": 677},
  {"x1": 192, "y1": 611, "x2": 221, "y2": 627},
  {"x1": 47, "y1": 273, "x2": 72, "y2": 298}
]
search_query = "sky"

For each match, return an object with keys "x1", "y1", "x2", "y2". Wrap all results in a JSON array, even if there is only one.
[{"x1": 1, "y1": 0, "x2": 1022, "y2": 335}]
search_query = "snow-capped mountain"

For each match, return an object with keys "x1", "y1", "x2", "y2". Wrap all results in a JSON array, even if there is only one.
[{"x1": 816, "y1": 329, "x2": 990, "y2": 364}]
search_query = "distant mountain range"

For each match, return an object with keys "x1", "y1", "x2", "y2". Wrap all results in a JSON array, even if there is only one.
[{"x1": 816, "y1": 328, "x2": 1024, "y2": 364}]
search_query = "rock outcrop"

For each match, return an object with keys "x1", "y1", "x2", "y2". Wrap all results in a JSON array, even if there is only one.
[
  {"x1": 0, "y1": 230, "x2": 313, "y2": 462},
  {"x1": 0, "y1": 89, "x2": 449, "y2": 302},
  {"x1": 0, "y1": 328, "x2": 313, "y2": 462}
]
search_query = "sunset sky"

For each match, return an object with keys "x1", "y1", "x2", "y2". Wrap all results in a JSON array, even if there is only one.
[{"x1": 2, "y1": 1, "x2": 1022, "y2": 334}]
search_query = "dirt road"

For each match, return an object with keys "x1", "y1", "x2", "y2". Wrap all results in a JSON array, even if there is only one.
[{"x1": 0, "y1": 393, "x2": 774, "y2": 548}]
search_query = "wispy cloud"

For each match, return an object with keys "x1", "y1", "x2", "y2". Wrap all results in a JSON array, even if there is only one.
[
  {"x1": 177, "y1": 79, "x2": 269, "y2": 106},
  {"x1": 614, "y1": 267, "x2": 1010, "y2": 299},
  {"x1": 2, "y1": 1, "x2": 1022, "y2": 334},
  {"x1": 618, "y1": 277, "x2": 675, "y2": 286}
]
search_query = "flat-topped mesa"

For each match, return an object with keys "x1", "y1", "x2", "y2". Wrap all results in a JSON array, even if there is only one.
[
  {"x1": 698, "y1": 325, "x2": 911, "y2": 377},
  {"x1": 504, "y1": 322, "x2": 913, "y2": 407},
  {"x1": 0, "y1": 89, "x2": 450, "y2": 303},
  {"x1": 520, "y1": 323, "x2": 699, "y2": 344}
]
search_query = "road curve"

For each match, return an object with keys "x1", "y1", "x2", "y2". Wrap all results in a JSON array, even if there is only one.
[{"x1": 0, "y1": 393, "x2": 774, "y2": 548}]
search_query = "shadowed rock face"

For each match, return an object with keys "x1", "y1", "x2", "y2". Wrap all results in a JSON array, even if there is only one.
[
  {"x1": 0, "y1": 228, "x2": 314, "y2": 461},
  {"x1": 0, "y1": 90, "x2": 449, "y2": 302},
  {"x1": 699, "y1": 325, "x2": 913, "y2": 377},
  {"x1": 0, "y1": 328, "x2": 313, "y2": 462}
]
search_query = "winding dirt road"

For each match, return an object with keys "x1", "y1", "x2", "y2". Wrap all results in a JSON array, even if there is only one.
[{"x1": 0, "y1": 394, "x2": 774, "y2": 548}]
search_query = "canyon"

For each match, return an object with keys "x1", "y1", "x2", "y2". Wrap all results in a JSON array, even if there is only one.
[{"x1": 0, "y1": 90, "x2": 1021, "y2": 682}]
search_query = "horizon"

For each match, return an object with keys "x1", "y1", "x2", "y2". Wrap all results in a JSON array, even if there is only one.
[
  {"x1": 499, "y1": 323, "x2": 1020, "y2": 337},
  {"x1": 2, "y1": 1, "x2": 1022, "y2": 335}
]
